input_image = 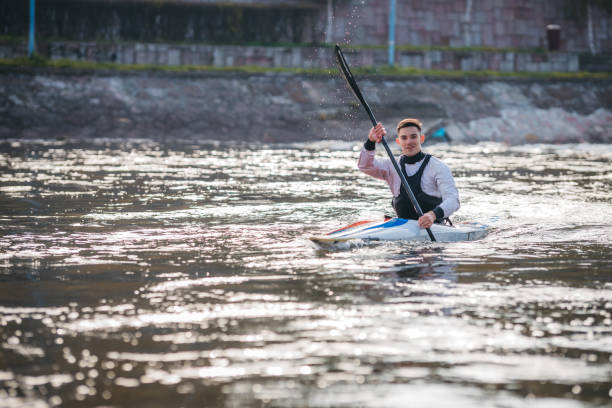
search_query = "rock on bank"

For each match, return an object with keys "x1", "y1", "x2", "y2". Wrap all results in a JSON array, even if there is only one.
[{"x1": 1, "y1": 69, "x2": 610, "y2": 144}]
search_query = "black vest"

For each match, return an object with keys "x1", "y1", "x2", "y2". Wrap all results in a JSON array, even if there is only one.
[{"x1": 391, "y1": 154, "x2": 443, "y2": 220}]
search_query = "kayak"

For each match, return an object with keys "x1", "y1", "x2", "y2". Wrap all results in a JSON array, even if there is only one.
[{"x1": 309, "y1": 218, "x2": 489, "y2": 245}]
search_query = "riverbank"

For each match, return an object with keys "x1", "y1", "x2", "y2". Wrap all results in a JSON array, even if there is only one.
[{"x1": 1, "y1": 64, "x2": 610, "y2": 144}]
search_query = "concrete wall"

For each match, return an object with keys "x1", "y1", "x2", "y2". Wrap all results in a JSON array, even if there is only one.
[{"x1": 29, "y1": 40, "x2": 582, "y2": 73}]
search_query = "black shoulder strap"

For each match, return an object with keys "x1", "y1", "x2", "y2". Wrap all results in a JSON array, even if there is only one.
[{"x1": 415, "y1": 154, "x2": 432, "y2": 178}]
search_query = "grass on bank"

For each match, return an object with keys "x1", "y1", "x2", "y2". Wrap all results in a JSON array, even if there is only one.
[{"x1": 1, "y1": 55, "x2": 610, "y2": 80}]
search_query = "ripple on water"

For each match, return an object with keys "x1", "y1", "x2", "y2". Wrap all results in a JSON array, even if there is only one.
[{"x1": 0, "y1": 140, "x2": 611, "y2": 407}]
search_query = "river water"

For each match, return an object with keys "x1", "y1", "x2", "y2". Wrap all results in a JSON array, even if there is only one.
[{"x1": 0, "y1": 138, "x2": 611, "y2": 408}]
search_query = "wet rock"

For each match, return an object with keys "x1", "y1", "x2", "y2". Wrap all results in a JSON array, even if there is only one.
[{"x1": 0, "y1": 70, "x2": 610, "y2": 144}]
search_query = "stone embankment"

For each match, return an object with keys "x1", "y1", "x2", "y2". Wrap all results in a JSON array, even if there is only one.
[{"x1": 1, "y1": 68, "x2": 610, "y2": 144}]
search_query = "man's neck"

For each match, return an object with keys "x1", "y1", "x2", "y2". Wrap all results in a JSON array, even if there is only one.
[{"x1": 402, "y1": 150, "x2": 425, "y2": 164}]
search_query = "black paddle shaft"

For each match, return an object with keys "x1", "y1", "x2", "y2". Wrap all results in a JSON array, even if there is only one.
[{"x1": 334, "y1": 44, "x2": 436, "y2": 242}]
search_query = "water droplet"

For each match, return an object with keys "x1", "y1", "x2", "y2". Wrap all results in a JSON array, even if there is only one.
[{"x1": 76, "y1": 385, "x2": 90, "y2": 395}]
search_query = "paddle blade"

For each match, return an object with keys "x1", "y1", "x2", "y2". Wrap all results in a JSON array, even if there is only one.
[
  {"x1": 334, "y1": 44, "x2": 377, "y2": 126},
  {"x1": 334, "y1": 45, "x2": 355, "y2": 83}
]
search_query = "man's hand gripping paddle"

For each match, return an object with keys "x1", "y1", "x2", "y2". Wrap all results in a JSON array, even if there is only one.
[{"x1": 334, "y1": 44, "x2": 436, "y2": 242}]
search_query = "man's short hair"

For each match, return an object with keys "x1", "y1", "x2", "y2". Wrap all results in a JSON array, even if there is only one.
[{"x1": 396, "y1": 118, "x2": 422, "y2": 133}]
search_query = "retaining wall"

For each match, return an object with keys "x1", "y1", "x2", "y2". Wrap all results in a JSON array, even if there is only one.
[{"x1": 2, "y1": 39, "x2": 592, "y2": 73}]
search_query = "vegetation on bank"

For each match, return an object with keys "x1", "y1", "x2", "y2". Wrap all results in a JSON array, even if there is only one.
[{"x1": 1, "y1": 55, "x2": 611, "y2": 80}]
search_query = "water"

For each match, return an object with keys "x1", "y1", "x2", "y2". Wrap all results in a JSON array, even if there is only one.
[{"x1": 1, "y1": 138, "x2": 611, "y2": 408}]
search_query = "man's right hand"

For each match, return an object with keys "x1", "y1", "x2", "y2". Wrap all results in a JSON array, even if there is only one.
[{"x1": 368, "y1": 123, "x2": 386, "y2": 143}]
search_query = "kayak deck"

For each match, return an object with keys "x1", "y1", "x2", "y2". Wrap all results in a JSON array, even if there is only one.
[{"x1": 310, "y1": 218, "x2": 489, "y2": 245}]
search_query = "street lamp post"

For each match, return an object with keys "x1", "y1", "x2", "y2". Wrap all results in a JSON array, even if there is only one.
[
  {"x1": 388, "y1": 0, "x2": 396, "y2": 66},
  {"x1": 28, "y1": 0, "x2": 36, "y2": 56}
]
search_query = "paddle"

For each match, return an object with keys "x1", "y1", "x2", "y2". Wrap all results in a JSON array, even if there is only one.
[{"x1": 334, "y1": 44, "x2": 436, "y2": 242}]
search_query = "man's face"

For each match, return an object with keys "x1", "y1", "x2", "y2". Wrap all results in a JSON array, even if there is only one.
[{"x1": 396, "y1": 125, "x2": 424, "y2": 156}]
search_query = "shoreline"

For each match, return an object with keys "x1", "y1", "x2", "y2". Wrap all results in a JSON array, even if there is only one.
[{"x1": 1, "y1": 66, "x2": 610, "y2": 144}]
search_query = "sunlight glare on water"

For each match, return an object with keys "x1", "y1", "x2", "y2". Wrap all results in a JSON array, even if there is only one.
[{"x1": 0, "y1": 139, "x2": 611, "y2": 408}]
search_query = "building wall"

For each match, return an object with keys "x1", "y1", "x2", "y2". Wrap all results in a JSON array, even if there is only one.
[
  {"x1": 2, "y1": 0, "x2": 611, "y2": 52},
  {"x1": 0, "y1": 0, "x2": 325, "y2": 44},
  {"x1": 1, "y1": 0, "x2": 611, "y2": 72},
  {"x1": 332, "y1": 0, "x2": 612, "y2": 53}
]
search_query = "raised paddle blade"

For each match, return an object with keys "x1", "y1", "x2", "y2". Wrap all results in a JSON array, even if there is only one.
[
  {"x1": 334, "y1": 45, "x2": 377, "y2": 126},
  {"x1": 334, "y1": 44, "x2": 356, "y2": 86}
]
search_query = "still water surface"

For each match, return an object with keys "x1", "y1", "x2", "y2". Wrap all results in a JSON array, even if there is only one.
[{"x1": 0, "y1": 139, "x2": 611, "y2": 407}]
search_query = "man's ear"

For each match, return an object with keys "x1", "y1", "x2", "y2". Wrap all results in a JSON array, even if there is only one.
[
  {"x1": 396, "y1": 137, "x2": 400, "y2": 145},
  {"x1": 420, "y1": 134, "x2": 425, "y2": 143}
]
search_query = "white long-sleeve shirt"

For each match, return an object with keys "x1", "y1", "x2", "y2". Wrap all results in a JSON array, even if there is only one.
[{"x1": 358, "y1": 147, "x2": 460, "y2": 218}]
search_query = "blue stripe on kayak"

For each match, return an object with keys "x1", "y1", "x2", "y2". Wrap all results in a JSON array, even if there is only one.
[{"x1": 361, "y1": 217, "x2": 409, "y2": 231}]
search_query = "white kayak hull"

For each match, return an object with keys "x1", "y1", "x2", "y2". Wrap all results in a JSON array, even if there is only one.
[{"x1": 310, "y1": 218, "x2": 489, "y2": 245}]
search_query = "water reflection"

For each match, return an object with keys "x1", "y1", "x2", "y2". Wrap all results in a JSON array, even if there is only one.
[{"x1": 0, "y1": 139, "x2": 611, "y2": 407}]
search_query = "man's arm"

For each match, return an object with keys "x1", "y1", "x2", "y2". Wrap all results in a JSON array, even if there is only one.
[
  {"x1": 418, "y1": 163, "x2": 459, "y2": 228},
  {"x1": 433, "y1": 162, "x2": 460, "y2": 219},
  {"x1": 357, "y1": 123, "x2": 393, "y2": 182}
]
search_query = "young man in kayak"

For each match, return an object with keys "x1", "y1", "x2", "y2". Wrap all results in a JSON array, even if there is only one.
[{"x1": 358, "y1": 118, "x2": 460, "y2": 230}]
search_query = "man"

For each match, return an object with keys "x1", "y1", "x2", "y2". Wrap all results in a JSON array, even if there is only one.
[{"x1": 357, "y1": 118, "x2": 460, "y2": 230}]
